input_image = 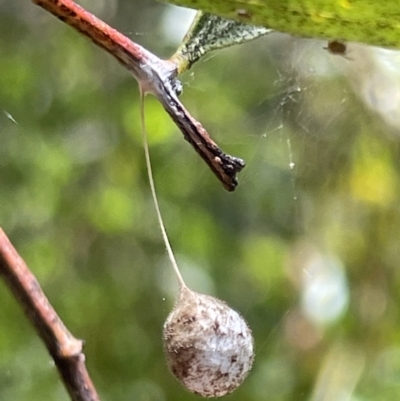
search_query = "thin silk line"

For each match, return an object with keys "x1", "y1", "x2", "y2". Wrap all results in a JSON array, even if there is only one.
[{"x1": 139, "y1": 89, "x2": 186, "y2": 290}]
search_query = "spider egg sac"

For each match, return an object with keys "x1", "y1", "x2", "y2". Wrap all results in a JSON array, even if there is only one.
[{"x1": 163, "y1": 286, "x2": 254, "y2": 398}]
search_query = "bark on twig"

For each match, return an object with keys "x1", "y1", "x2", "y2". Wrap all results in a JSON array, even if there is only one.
[
  {"x1": 30, "y1": 0, "x2": 245, "y2": 191},
  {"x1": 0, "y1": 228, "x2": 100, "y2": 401}
]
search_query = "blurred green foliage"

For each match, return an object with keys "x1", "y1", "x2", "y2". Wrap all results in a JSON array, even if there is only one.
[{"x1": 2, "y1": 1, "x2": 400, "y2": 401}]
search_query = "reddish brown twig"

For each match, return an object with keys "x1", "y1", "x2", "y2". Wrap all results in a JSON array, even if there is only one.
[
  {"x1": 0, "y1": 228, "x2": 100, "y2": 401},
  {"x1": 31, "y1": 0, "x2": 245, "y2": 191}
]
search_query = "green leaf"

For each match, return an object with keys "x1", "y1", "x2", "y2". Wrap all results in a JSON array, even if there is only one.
[{"x1": 163, "y1": 0, "x2": 400, "y2": 48}]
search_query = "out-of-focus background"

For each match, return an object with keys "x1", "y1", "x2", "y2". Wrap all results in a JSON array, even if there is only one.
[{"x1": 2, "y1": 1, "x2": 400, "y2": 400}]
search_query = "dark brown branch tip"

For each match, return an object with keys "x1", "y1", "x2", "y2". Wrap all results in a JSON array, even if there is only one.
[{"x1": 214, "y1": 153, "x2": 246, "y2": 191}]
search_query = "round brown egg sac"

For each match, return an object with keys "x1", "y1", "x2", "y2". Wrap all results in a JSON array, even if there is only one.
[{"x1": 163, "y1": 287, "x2": 254, "y2": 398}]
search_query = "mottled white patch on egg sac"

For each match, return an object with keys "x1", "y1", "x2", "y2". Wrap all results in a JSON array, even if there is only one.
[{"x1": 163, "y1": 286, "x2": 254, "y2": 397}]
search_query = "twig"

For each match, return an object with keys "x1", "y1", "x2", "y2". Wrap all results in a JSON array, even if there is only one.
[
  {"x1": 0, "y1": 228, "x2": 100, "y2": 401},
  {"x1": 31, "y1": 0, "x2": 245, "y2": 191}
]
